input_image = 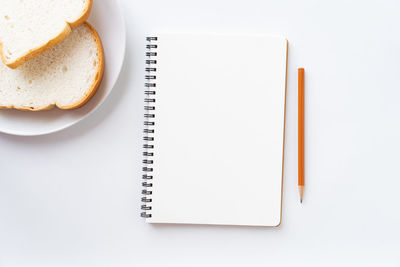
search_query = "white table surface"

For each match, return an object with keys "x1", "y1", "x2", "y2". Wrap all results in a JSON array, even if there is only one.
[{"x1": 1, "y1": 0, "x2": 400, "y2": 266}]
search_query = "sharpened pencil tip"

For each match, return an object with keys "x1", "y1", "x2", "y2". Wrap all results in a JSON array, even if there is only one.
[{"x1": 298, "y1": 186, "x2": 304, "y2": 204}]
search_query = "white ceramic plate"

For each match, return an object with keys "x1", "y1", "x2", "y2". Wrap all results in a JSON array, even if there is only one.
[{"x1": 0, "y1": 0, "x2": 126, "y2": 136}]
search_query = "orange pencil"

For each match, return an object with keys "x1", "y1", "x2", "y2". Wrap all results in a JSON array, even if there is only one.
[{"x1": 298, "y1": 68, "x2": 305, "y2": 203}]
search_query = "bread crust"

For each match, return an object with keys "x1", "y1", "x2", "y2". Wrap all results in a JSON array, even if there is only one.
[
  {"x1": 0, "y1": 0, "x2": 92, "y2": 69},
  {"x1": 0, "y1": 22, "x2": 105, "y2": 111}
]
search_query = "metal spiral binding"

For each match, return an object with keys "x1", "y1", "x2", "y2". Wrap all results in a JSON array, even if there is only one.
[{"x1": 141, "y1": 37, "x2": 157, "y2": 219}]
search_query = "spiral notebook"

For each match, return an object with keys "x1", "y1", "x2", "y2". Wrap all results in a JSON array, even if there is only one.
[{"x1": 141, "y1": 34, "x2": 288, "y2": 226}]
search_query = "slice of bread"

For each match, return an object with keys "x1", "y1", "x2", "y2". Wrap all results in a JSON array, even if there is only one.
[
  {"x1": 0, "y1": 0, "x2": 92, "y2": 69},
  {"x1": 0, "y1": 23, "x2": 104, "y2": 111}
]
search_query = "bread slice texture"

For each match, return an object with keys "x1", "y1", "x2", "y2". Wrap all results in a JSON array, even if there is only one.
[
  {"x1": 0, "y1": 22, "x2": 104, "y2": 111},
  {"x1": 0, "y1": 0, "x2": 92, "y2": 69}
]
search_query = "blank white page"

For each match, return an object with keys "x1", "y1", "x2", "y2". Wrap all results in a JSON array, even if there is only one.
[{"x1": 147, "y1": 33, "x2": 287, "y2": 226}]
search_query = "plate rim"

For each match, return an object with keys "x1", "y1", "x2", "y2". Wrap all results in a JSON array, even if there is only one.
[{"x1": 0, "y1": 0, "x2": 126, "y2": 137}]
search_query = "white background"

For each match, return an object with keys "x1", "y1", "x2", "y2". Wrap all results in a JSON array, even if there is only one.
[{"x1": 1, "y1": 0, "x2": 400, "y2": 266}]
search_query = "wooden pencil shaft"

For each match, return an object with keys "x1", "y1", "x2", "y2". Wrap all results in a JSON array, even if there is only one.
[{"x1": 298, "y1": 68, "x2": 305, "y2": 186}]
